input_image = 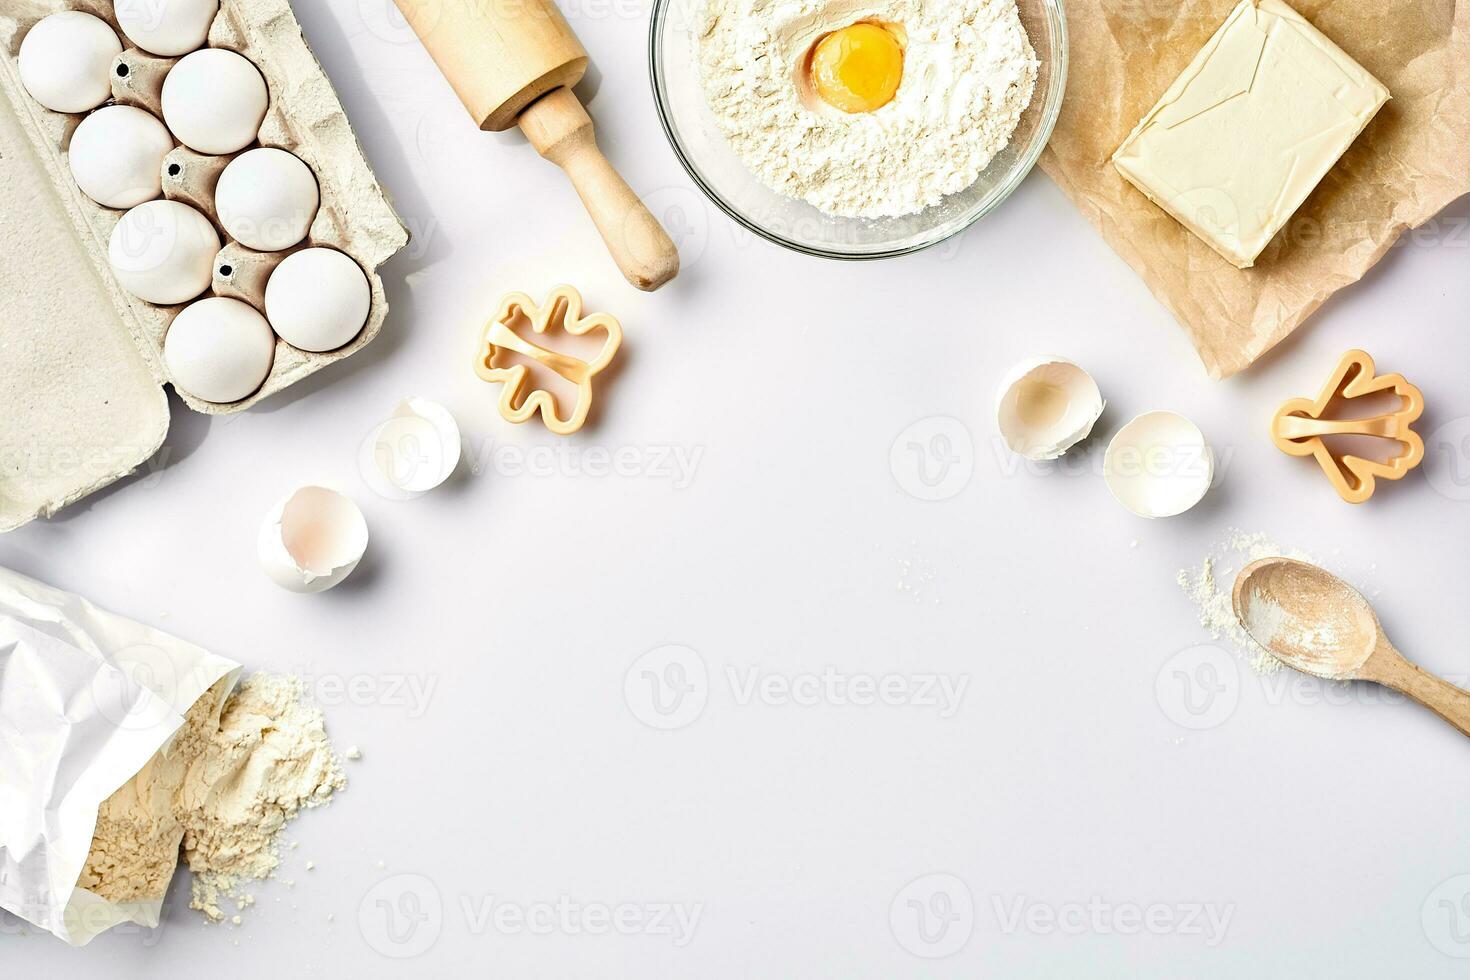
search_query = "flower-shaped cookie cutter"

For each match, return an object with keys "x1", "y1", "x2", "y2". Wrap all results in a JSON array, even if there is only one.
[
  {"x1": 474, "y1": 285, "x2": 622, "y2": 435},
  {"x1": 1271, "y1": 349, "x2": 1424, "y2": 504}
]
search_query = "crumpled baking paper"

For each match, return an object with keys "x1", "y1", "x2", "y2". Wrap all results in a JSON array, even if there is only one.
[
  {"x1": 0, "y1": 566, "x2": 238, "y2": 946},
  {"x1": 1038, "y1": 0, "x2": 1470, "y2": 378}
]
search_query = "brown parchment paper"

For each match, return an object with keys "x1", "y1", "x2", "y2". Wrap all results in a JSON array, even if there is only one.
[{"x1": 1038, "y1": 0, "x2": 1470, "y2": 379}]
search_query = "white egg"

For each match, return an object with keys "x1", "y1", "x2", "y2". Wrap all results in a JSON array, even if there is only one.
[
  {"x1": 69, "y1": 105, "x2": 175, "y2": 209},
  {"x1": 17, "y1": 11, "x2": 122, "y2": 113},
  {"x1": 163, "y1": 297, "x2": 276, "y2": 403},
  {"x1": 264, "y1": 248, "x2": 370, "y2": 351},
  {"x1": 215, "y1": 148, "x2": 320, "y2": 251},
  {"x1": 995, "y1": 357, "x2": 1105, "y2": 461},
  {"x1": 1104, "y1": 411, "x2": 1214, "y2": 518},
  {"x1": 257, "y1": 486, "x2": 369, "y2": 594},
  {"x1": 108, "y1": 199, "x2": 220, "y2": 305},
  {"x1": 160, "y1": 48, "x2": 268, "y2": 154},
  {"x1": 117, "y1": 0, "x2": 219, "y2": 57},
  {"x1": 358, "y1": 398, "x2": 462, "y2": 500}
]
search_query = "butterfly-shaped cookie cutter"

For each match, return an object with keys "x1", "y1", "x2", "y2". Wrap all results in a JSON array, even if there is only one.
[
  {"x1": 1271, "y1": 349, "x2": 1424, "y2": 504},
  {"x1": 474, "y1": 286, "x2": 622, "y2": 436}
]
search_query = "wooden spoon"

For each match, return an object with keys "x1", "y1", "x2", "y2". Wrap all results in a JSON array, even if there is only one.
[{"x1": 1233, "y1": 557, "x2": 1470, "y2": 737}]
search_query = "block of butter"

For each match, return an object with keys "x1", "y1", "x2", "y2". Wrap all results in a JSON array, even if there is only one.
[{"x1": 1111, "y1": 0, "x2": 1389, "y2": 269}]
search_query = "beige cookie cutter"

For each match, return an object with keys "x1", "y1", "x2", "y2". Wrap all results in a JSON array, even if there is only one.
[
  {"x1": 1271, "y1": 349, "x2": 1425, "y2": 504},
  {"x1": 474, "y1": 285, "x2": 621, "y2": 435}
]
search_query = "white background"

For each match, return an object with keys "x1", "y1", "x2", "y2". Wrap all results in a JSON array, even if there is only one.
[{"x1": 4, "y1": 1, "x2": 1470, "y2": 976}]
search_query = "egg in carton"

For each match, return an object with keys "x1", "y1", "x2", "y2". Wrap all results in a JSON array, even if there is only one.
[{"x1": 0, "y1": 0, "x2": 408, "y2": 530}]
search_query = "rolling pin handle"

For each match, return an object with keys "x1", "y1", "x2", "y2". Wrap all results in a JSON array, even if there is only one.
[{"x1": 518, "y1": 88, "x2": 680, "y2": 292}]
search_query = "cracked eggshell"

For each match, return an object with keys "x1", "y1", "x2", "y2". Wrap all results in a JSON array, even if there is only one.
[
  {"x1": 258, "y1": 487, "x2": 369, "y2": 593},
  {"x1": 996, "y1": 357, "x2": 1105, "y2": 460},
  {"x1": 161, "y1": 48, "x2": 268, "y2": 154},
  {"x1": 18, "y1": 11, "x2": 121, "y2": 113},
  {"x1": 359, "y1": 398, "x2": 462, "y2": 500},
  {"x1": 117, "y1": 0, "x2": 219, "y2": 57},
  {"x1": 69, "y1": 105, "x2": 175, "y2": 209},
  {"x1": 215, "y1": 148, "x2": 320, "y2": 252},
  {"x1": 1104, "y1": 411, "x2": 1214, "y2": 518}
]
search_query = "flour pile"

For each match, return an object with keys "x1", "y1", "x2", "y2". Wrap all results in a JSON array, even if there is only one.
[
  {"x1": 77, "y1": 673, "x2": 346, "y2": 923},
  {"x1": 699, "y1": 0, "x2": 1038, "y2": 217}
]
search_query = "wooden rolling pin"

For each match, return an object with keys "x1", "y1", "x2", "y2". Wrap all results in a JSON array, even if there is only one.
[{"x1": 392, "y1": 0, "x2": 679, "y2": 291}]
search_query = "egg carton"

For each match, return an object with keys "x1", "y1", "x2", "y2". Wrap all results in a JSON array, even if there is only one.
[{"x1": 0, "y1": 0, "x2": 408, "y2": 531}]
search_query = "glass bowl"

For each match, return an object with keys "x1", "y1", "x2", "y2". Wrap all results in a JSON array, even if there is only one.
[{"x1": 648, "y1": 0, "x2": 1068, "y2": 259}]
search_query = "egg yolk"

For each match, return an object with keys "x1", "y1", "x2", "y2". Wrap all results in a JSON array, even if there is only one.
[{"x1": 809, "y1": 23, "x2": 904, "y2": 114}]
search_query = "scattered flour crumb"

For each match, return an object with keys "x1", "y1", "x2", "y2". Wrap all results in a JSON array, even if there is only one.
[
  {"x1": 345, "y1": 746, "x2": 362, "y2": 761},
  {"x1": 1176, "y1": 529, "x2": 1320, "y2": 674}
]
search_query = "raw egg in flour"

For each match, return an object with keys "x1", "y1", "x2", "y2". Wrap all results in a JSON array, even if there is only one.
[{"x1": 809, "y1": 23, "x2": 904, "y2": 114}]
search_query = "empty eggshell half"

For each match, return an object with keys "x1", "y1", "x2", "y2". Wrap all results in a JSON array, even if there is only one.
[
  {"x1": 161, "y1": 48, "x2": 268, "y2": 154},
  {"x1": 69, "y1": 105, "x2": 175, "y2": 209},
  {"x1": 258, "y1": 486, "x2": 369, "y2": 594},
  {"x1": 117, "y1": 0, "x2": 220, "y2": 57},
  {"x1": 17, "y1": 11, "x2": 122, "y2": 113},
  {"x1": 164, "y1": 297, "x2": 276, "y2": 403},
  {"x1": 1104, "y1": 411, "x2": 1214, "y2": 518},
  {"x1": 215, "y1": 148, "x2": 320, "y2": 251},
  {"x1": 108, "y1": 199, "x2": 220, "y2": 305},
  {"x1": 265, "y1": 247, "x2": 370, "y2": 352},
  {"x1": 996, "y1": 357, "x2": 1105, "y2": 460},
  {"x1": 359, "y1": 398, "x2": 462, "y2": 500}
]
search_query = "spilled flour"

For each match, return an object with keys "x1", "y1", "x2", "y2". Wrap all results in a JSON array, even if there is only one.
[
  {"x1": 77, "y1": 673, "x2": 346, "y2": 923},
  {"x1": 1176, "y1": 530, "x2": 1318, "y2": 675}
]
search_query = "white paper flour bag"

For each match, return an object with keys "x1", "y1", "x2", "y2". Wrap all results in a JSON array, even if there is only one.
[{"x1": 0, "y1": 566, "x2": 239, "y2": 945}]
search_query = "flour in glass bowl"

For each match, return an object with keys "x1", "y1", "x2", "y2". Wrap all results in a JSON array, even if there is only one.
[{"x1": 698, "y1": 0, "x2": 1039, "y2": 218}]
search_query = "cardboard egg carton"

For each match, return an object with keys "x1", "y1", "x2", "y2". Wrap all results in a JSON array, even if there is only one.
[{"x1": 0, "y1": 0, "x2": 408, "y2": 531}]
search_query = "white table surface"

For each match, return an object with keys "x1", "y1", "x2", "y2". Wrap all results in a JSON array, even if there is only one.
[{"x1": 4, "y1": 1, "x2": 1470, "y2": 976}]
